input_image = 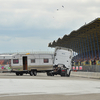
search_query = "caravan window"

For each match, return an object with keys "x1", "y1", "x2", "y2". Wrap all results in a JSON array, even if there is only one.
[
  {"x1": 0, "y1": 59, "x2": 11, "y2": 65},
  {"x1": 13, "y1": 59, "x2": 19, "y2": 64},
  {"x1": 31, "y1": 59, "x2": 35, "y2": 63},
  {"x1": 44, "y1": 59, "x2": 49, "y2": 63}
]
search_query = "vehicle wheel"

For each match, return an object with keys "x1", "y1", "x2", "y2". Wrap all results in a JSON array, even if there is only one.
[
  {"x1": 16, "y1": 72, "x2": 19, "y2": 76},
  {"x1": 65, "y1": 69, "x2": 67, "y2": 77},
  {"x1": 61, "y1": 74, "x2": 65, "y2": 77},
  {"x1": 67, "y1": 70, "x2": 71, "y2": 77},
  {"x1": 47, "y1": 72, "x2": 50, "y2": 76},
  {"x1": 51, "y1": 73, "x2": 54, "y2": 76},
  {"x1": 30, "y1": 71, "x2": 34, "y2": 76},
  {"x1": 60, "y1": 71, "x2": 65, "y2": 77},
  {"x1": 20, "y1": 73, "x2": 23, "y2": 76},
  {"x1": 33, "y1": 71, "x2": 37, "y2": 76}
]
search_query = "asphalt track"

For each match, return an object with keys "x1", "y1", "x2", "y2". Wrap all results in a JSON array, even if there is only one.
[{"x1": 0, "y1": 73, "x2": 100, "y2": 100}]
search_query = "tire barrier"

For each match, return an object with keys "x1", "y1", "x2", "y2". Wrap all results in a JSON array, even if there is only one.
[
  {"x1": 72, "y1": 65, "x2": 100, "y2": 72},
  {"x1": 72, "y1": 66, "x2": 83, "y2": 71}
]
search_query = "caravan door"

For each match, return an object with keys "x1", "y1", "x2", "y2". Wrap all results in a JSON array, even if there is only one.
[{"x1": 23, "y1": 56, "x2": 28, "y2": 70}]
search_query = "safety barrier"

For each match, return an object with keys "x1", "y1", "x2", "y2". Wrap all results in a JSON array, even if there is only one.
[
  {"x1": 72, "y1": 65, "x2": 100, "y2": 72},
  {"x1": 71, "y1": 71, "x2": 100, "y2": 79}
]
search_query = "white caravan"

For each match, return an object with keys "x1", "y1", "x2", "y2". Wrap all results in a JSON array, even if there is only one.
[
  {"x1": 0, "y1": 47, "x2": 73, "y2": 77},
  {"x1": 0, "y1": 53, "x2": 53, "y2": 76}
]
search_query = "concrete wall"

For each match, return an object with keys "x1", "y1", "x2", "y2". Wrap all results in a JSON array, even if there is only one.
[{"x1": 71, "y1": 71, "x2": 100, "y2": 79}]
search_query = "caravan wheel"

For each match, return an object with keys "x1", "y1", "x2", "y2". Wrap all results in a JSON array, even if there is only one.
[
  {"x1": 47, "y1": 72, "x2": 50, "y2": 76},
  {"x1": 33, "y1": 71, "x2": 37, "y2": 76},
  {"x1": 20, "y1": 73, "x2": 23, "y2": 76},
  {"x1": 30, "y1": 71, "x2": 34, "y2": 76},
  {"x1": 16, "y1": 72, "x2": 19, "y2": 76}
]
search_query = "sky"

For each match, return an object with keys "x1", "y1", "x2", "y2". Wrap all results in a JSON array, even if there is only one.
[{"x1": 0, "y1": 0, "x2": 100, "y2": 53}]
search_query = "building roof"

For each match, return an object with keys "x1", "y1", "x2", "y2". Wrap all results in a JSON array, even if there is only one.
[{"x1": 48, "y1": 18, "x2": 100, "y2": 53}]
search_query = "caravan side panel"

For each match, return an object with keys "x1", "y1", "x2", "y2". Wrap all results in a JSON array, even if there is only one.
[
  {"x1": 11, "y1": 55, "x2": 23, "y2": 71},
  {"x1": 28, "y1": 54, "x2": 53, "y2": 71},
  {"x1": 11, "y1": 53, "x2": 53, "y2": 72},
  {"x1": 0, "y1": 55, "x2": 12, "y2": 72}
]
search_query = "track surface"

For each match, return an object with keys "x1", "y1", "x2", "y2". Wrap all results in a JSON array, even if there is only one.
[{"x1": 0, "y1": 73, "x2": 100, "y2": 100}]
